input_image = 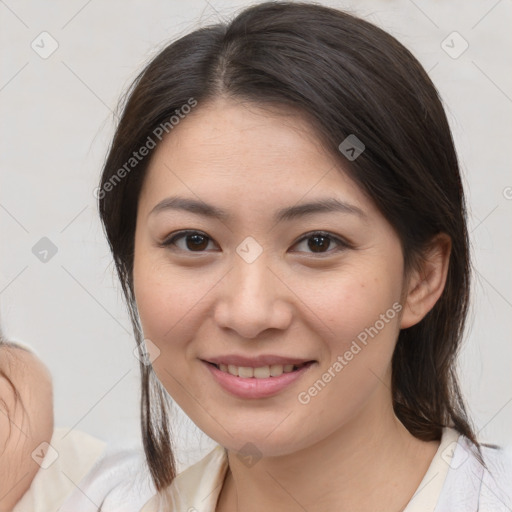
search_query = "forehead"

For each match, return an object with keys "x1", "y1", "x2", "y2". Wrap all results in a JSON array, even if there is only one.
[{"x1": 140, "y1": 98, "x2": 373, "y2": 218}]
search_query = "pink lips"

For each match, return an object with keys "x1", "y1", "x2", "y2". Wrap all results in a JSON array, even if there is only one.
[{"x1": 202, "y1": 359, "x2": 315, "y2": 399}]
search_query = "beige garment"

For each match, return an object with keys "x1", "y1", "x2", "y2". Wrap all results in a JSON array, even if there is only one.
[
  {"x1": 402, "y1": 427, "x2": 460, "y2": 511},
  {"x1": 12, "y1": 426, "x2": 155, "y2": 512},
  {"x1": 141, "y1": 427, "x2": 460, "y2": 512},
  {"x1": 12, "y1": 427, "x2": 107, "y2": 512}
]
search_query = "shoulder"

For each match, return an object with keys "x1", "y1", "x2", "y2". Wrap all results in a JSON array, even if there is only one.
[
  {"x1": 478, "y1": 440, "x2": 512, "y2": 509},
  {"x1": 59, "y1": 431, "x2": 156, "y2": 512},
  {"x1": 13, "y1": 427, "x2": 155, "y2": 512},
  {"x1": 141, "y1": 444, "x2": 228, "y2": 512},
  {"x1": 435, "y1": 432, "x2": 512, "y2": 512}
]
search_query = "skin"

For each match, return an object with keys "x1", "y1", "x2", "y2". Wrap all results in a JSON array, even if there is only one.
[
  {"x1": 133, "y1": 97, "x2": 451, "y2": 511},
  {"x1": 0, "y1": 345, "x2": 54, "y2": 512}
]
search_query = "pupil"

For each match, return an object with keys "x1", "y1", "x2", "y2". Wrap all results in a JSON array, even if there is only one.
[
  {"x1": 187, "y1": 234, "x2": 208, "y2": 251},
  {"x1": 308, "y1": 235, "x2": 329, "y2": 253}
]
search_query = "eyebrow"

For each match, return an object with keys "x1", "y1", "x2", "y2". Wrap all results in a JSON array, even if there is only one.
[{"x1": 149, "y1": 196, "x2": 366, "y2": 223}]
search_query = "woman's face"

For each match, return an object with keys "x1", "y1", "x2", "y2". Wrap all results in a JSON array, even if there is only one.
[{"x1": 133, "y1": 98, "x2": 408, "y2": 456}]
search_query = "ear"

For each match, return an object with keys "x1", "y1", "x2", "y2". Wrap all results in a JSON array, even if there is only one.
[{"x1": 400, "y1": 233, "x2": 452, "y2": 329}]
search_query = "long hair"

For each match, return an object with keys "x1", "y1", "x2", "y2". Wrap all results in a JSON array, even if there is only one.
[{"x1": 98, "y1": 1, "x2": 482, "y2": 491}]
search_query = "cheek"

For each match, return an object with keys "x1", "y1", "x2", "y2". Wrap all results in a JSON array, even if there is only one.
[
  {"x1": 132, "y1": 249, "x2": 221, "y2": 370},
  {"x1": 293, "y1": 271, "x2": 403, "y2": 433},
  {"x1": 133, "y1": 263, "x2": 203, "y2": 399},
  {"x1": 295, "y1": 261, "x2": 403, "y2": 342},
  {"x1": 134, "y1": 235, "x2": 193, "y2": 328},
  {"x1": 292, "y1": 259, "x2": 403, "y2": 405}
]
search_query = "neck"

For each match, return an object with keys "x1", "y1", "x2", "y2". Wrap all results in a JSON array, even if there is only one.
[{"x1": 217, "y1": 390, "x2": 440, "y2": 512}]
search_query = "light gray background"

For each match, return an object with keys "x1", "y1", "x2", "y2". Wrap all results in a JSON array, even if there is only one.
[{"x1": 1, "y1": 0, "x2": 511, "y2": 471}]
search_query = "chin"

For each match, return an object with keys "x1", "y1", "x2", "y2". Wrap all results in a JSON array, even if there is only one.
[{"x1": 209, "y1": 422, "x2": 313, "y2": 458}]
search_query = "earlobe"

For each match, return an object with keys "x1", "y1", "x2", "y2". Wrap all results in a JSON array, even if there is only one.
[{"x1": 400, "y1": 234, "x2": 452, "y2": 329}]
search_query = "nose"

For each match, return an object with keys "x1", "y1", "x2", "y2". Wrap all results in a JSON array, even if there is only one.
[{"x1": 214, "y1": 254, "x2": 293, "y2": 339}]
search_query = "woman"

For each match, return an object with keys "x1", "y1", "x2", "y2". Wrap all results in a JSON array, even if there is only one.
[{"x1": 97, "y1": 2, "x2": 512, "y2": 511}]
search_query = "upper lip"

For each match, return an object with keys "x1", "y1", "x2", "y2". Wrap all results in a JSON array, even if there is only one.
[{"x1": 203, "y1": 355, "x2": 315, "y2": 367}]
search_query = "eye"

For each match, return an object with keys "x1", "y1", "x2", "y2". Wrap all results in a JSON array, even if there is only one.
[
  {"x1": 291, "y1": 231, "x2": 350, "y2": 256},
  {"x1": 161, "y1": 230, "x2": 351, "y2": 256},
  {"x1": 161, "y1": 230, "x2": 218, "y2": 253}
]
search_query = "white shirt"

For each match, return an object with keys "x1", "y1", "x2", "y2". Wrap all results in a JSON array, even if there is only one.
[
  {"x1": 140, "y1": 427, "x2": 512, "y2": 512},
  {"x1": 13, "y1": 427, "x2": 155, "y2": 512}
]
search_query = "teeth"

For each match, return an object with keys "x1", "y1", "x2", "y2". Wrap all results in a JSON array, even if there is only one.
[
  {"x1": 239, "y1": 366, "x2": 254, "y2": 378},
  {"x1": 216, "y1": 363, "x2": 303, "y2": 378},
  {"x1": 254, "y1": 366, "x2": 270, "y2": 378},
  {"x1": 270, "y1": 364, "x2": 284, "y2": 377}
]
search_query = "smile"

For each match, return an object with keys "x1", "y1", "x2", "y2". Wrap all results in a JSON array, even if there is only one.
[
  {"x1": 202, "y1": 360, "x2": 316, "y2": 399},
  {"x1": 208, "y1": 362, "x2": 310, "y2": 379}
]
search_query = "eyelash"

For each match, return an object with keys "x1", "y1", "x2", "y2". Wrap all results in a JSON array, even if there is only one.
[{"x1": 160, "y1": 230, "x2": 352, "y2": 256}]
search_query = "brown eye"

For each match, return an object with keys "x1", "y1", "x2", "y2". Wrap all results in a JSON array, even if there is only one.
[
  {"x1": 308, "y1": 234, "x2": 331, "y2": 253},
  {"x1": 162, "y1": 231, "x2": 216, "y2": 252},
  {"x1": 292, "y1": 231, "x2": 349, "y2": 255}
]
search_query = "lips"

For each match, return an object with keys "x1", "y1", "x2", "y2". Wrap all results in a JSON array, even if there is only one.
[{"x1": 203, "y1": 358, "x2": 316, "y2": 398}]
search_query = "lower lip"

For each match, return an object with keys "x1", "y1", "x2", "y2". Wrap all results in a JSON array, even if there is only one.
[{"x1": 202, "y1": 360, "x2": 315, "y2": 399}]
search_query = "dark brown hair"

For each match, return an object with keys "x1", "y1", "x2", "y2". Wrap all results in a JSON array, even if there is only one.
[{"x1": 98, "y1": 1, "x2": 483, "y2": 491}]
